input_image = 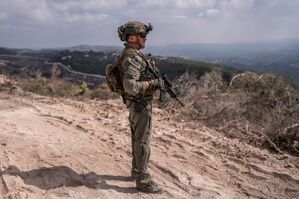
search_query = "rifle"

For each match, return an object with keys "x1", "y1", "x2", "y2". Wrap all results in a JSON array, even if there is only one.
[{"x1": 147, "y1": 66, "x2": 185, "y2": 107}]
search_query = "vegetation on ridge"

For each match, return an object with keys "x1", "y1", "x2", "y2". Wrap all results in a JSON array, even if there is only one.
[
  {"x1": 169, "y1": 70, "x2": 299, "y2": 156},
  {"x1": 1, "y1": 47, "x2": 298, "y2": 156}
]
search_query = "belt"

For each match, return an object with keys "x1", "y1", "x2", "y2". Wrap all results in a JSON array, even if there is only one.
[{"x1": 125, "y1": 94, "x2": 153, "y2": 103}]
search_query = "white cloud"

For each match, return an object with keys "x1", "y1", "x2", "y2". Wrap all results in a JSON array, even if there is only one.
[
  {"x1": 174, "y1": 0, "x2": 214, "y2": 9},
  {"x1": 173, "y1": 15, "x2": 188, "y2": 19},
  {"x1": 0, "y1": 0, "x2": 55, "y2": 25},
  {"x1": 0, "y1": 0, "x2": 299, "y2": 47},
  {"x1": 0, "y1": 13, "x2": 7, "y2": 20},
  {"x1": 0, "y1": 0, "x2": 121, "y2": 27},
  {"x1": 50, "y1": 0, "x2": 126, "y2": 12},
  {"x1": 83, "y1": 0, "x2": 126, "y2": 10},
  {"x1": 64, "y1": 13, "x2": 116, "y2": 24},
  {"x1": 205, "y1": 9, "x2": 221, "y2": 17},
  {"x1": 261, "y1": 0, "x2": 298, "y2": 8},
  {"x1": 227, "y1": 0, "x2": 255, "y2": 9},
  {"x1": 50, "y1": 1, "x2": 80, "y2": 12},
  {"x1": 29, "y1": 8, "x2": 54, "y2": 24},
  {"x1": 137, "y1": 0, "x2": 214, "y2": 10},
  {"x1": 0, "y1": 0, "x2": 257, "y2": 27},
  {"x1": 138, "y1": 0, "x2": 255, "y2": 11}
]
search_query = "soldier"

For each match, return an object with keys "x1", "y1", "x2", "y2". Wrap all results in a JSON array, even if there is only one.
[{"x1": 117, "y1": 21, "x2": 164, "y2": 193}]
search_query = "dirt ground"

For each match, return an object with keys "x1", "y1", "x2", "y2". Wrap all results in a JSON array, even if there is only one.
[{"x1": 0, "y1": 89, "x2": 298, "y2": 199}]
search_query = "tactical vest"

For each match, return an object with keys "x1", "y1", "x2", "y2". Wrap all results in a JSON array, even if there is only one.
[{"x1": 121, "y1": 47, "x2": 157, "y2": 101}]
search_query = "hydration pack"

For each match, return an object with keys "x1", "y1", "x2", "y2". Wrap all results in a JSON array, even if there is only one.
[{"x1": 105, "y1": 55, "x2": 124, "y2": 93}]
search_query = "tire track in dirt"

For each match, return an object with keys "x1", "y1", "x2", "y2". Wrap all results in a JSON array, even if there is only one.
[
  {"x1": 154, "y1": 115, "x2": 299, "y2": 199},
  {"x1": 150, "y1": 127, "x2": 231, "y2": 198},
  {"x1": 222, "y1": 155, "x2": 299, "y2": 199},
  {"x1": 247, "y1": 163, "x2": 299, "y2": 184},
  {"x1": 151, "y1": 162, "x2": 190, "y2": 193}
]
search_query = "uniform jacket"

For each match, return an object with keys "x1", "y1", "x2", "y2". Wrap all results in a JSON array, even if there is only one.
[{"x1": 119, "y1": 45, "x2": 158, "y2": 100}]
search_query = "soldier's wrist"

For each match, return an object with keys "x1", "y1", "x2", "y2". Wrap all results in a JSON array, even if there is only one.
[{"x1": 143, "y1": 81, "x2": 150, "y2": 91}]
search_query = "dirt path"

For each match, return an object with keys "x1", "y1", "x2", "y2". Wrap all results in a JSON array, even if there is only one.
[{"x1": 0, "y1": 91, "x2": 298, "y2": 199}]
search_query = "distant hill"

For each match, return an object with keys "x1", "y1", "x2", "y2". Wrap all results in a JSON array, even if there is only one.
[
  {"x1": 148, "y1": 39, "x2": 299, "y2": 59},
  {"x1": 42, "y1": 41, "x2": 299, "y2": 82},
  {"x1": 1, "y1": 39, "x2": 299, "y2": 89},
  {"x1": 60, "y1": 44, "x2": 122, "y2": 52},
  {"x1": 147, "y1": 39, "x2": 299, "y2": 89},
  {"x1": 47, "y1": 41, "x2": 299, "y2": 89}
]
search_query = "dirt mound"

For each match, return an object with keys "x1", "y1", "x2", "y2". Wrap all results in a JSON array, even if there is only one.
[
  {"x1": 0, "y1": 90, "x2": 298, "y2": 199},
  {"x1": 0, "y1": 74, "x2": 298, "y2": 198}
]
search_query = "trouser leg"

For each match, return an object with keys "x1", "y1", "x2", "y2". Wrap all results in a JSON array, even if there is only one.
[
  {"x1": 129, "y1": 101, "x2": 152, "y2": 185},
  {"x1": 130, "y1": 122, "x2": 138, "y2": 173}
]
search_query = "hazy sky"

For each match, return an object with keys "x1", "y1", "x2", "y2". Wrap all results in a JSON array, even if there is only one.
[{"x1": 0, "y1": 0, "x2": 299, "y2": 48}]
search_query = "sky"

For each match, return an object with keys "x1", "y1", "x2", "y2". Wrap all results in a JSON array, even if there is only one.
[{"x1": 0, "y1": 0, "x2": 299, "y2": 48}]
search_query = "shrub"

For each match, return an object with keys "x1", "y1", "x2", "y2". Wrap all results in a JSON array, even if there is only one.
[
  {"x1": 230, "y1": 72, "x2": 292, "y2": 103},
  {"x1": 19, "y1": 77, "x2": 79, "y2": 97},
  {"x1": 21, "y1": 77, "x2": 49, "y2": 95},
  {"x1": 90, "y1": 83, "x2": 119, "y2": 99},
  {"x1": 18, "y1": 77, "x2": 119, "y2": 100},
  {"x1": 200, "y1": 69, "x2": 228, "y2": 95},
  {"x1": 71, "y1": 81, "x2": 90, "y2": 97},
  {"x1": 171, "y1": 71, "x2": 299, "y2": 156}
]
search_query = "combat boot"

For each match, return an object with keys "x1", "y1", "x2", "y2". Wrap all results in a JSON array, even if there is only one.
[{"x1": 136, "y1": 180, "x2": 163, "y2": 193}]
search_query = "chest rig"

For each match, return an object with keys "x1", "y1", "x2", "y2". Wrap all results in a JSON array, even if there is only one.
[
  {"x1": 126, "y1": 50, "x2": 158, "y2": 102},
  {"x1": 135, "y1": 52, "x2": 157, "y2": 81}
]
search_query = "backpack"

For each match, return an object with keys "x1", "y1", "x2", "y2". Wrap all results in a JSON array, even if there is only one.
[{"x1": 105, "y1": 54, "x2": 124, "y2": 93}]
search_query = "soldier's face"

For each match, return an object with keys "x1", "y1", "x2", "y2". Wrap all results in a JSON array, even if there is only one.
[
  {"x1": 127, "y1": 34, "x2": 147, "y2": 49},
  {"x1": 137, "y1": 34, "x2": 147, "y2": 49}
]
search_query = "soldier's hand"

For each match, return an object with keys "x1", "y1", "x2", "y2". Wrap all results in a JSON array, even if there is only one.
[{"x1": 149, "y1": 78, "x2": 165, "y2": 90}]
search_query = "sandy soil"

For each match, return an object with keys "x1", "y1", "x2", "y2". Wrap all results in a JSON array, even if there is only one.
[{"x1": 0, "y1": 90, "x2": 298, "y2": 199}]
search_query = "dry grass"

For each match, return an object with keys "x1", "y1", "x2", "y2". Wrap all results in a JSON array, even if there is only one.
[
  {"x1": 16, "y1": 76, "x2": 119, "y2": 100},
  {"x1": 169, "y1": 71, "x2": 299, "y2": 156},
  {"x1": 4, "y1": 71, "x2": 298, "y2": 155}
]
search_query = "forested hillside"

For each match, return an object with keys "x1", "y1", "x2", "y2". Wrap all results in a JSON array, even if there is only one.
[
  {"x1": 0, "y1": 47, "x2": 298, "y2": 91},
  {"x1": 47, "y1": 50, "x2": 242, "y2": 84}
]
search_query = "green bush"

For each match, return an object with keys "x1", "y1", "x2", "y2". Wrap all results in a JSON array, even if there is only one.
[
  {"x1": 21, "y1": 77, "x2": 49, "y2": 95},
  {"x1": 71, "y1": 81, "x2": 90, "y2": 97},
  {"x1": 18, "y1": 78, "x2": 119, "y2": 100}
]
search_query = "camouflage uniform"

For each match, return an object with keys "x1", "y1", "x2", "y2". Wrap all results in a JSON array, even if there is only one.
[
  {"x1": 119, "y1": 44, "x2": 157, "y2": 185},
  {"x1": 117, "y1": 21, "x2": 163, "y2": 193}
]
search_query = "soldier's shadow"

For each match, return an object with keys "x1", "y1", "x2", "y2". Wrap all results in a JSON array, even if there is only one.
[{"x1": 2, "y1": 165, "x2": 137, "y2": 193}]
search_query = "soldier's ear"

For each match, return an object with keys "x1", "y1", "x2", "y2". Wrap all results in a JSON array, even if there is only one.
[{"x1": 127, "y1": 35, "x2": 137, "y2": 43}]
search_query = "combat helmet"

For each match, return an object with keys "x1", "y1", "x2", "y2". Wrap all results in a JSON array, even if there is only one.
[{"x1": 118, "y1": 21, "x2": 153, "y2": 41}]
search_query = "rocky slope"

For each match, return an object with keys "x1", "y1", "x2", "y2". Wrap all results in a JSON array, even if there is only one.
[{"x1": 0, "y1": 79, "x2": 298, "y2": 198}]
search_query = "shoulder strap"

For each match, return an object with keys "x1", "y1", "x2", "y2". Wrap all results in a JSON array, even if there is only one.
[
  {"x1": 116, "y1": 47, "x2": 138, "y2": 66},
  {"x1": 136, "y1": 51, "x2": 154, "y2": 71}
]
